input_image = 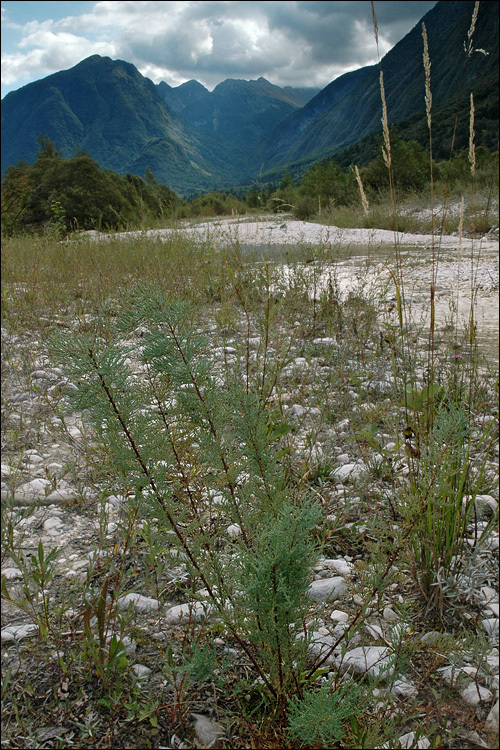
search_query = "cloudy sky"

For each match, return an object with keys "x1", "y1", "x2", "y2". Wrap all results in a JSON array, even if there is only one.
[{"x1": 1, "y1": 1, "x2": 437, "y2": 98}]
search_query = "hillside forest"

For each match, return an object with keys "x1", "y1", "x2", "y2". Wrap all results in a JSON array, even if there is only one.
[{"x1": 2, "y1": 131, "x2": 498, "y2": 237}]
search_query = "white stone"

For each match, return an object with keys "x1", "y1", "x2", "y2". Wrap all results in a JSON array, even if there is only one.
[
  {"x1": 226, "y1": 524, "x2": 241, "y2": 539},
  {"x1": 336, "y1": 646, "x2": 393, "y2": 678},
  {"x1": 45, "y1": 488, "x2": 78, "y2": 502},
  {"x1": 308, "y1": 577, "x2": 347, "y2": 602},
  {"x1": 481, "y1": 586, "x2": 498, "y2": 603},
  {"x1": 43, "y1": 517, "x2": 63, "y2": 531},
  {"x1": 485, "y1": 699, "x2": 499, "y2": 733},
  {"x1": 320, "y1": 558, "x2": 354, "y2": 577},
  {"x1": 484, "y1": 602, "x2": 500, "y2": 618},
  {"x1": 192, "y1": 713, "x2": 224, "y2": 748},
  {"x1": 397, "y1": 731, "x2": 430, "y2": 749},
  {"x1": 383, "y1": 607, "x2": 399, "y2": 622},
  {"x1": 131, "y1": 664, "x2": 152, "y2": 680},
  {"x1": 1, "y1": 567, "x2": 23, "y2": 580},
  {"x1": 333, "y1": 462, "x2": 365, "y2": 481},
  {"x1": 287, "y1": 404, "x2": 306, "y2": 418},
  {"x1": 473, "y1": 494, "x2": 498, "y2": 518},
  {"x1": 117, "y1": 593, "x2": 160, "y2": 613},
  {"x1": 365, "y1": 623, "x2": 384, "y2": 639},
  {"x1": 1, "y1": 623, "x2": 39, "y2": 642},
  {"x1": 391, "y1": 678, "x2": 416, "y2": 698},
  {"x1": 164, "y1": 602, "x2": 211, "y2": 624},
  {"x1": 482, "y1": 619, "x2": 499, "y2": 638},
  {"x1": 15, "y1": 478, "x2": 51, "y2": 500},
  {"x1": 330, "y1": 610, "x2": 349, "y2": 623},
  {"x1": 460, "y1": 682, "x2": 493, "y2": 705},
  {"x1": 306, "y1": 631, "x2": 337, "y2": 664}
]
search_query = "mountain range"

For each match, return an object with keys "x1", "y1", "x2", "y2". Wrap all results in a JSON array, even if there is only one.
[{"x1": 1, "y1": 0, "x2": 498, "y2": 195}]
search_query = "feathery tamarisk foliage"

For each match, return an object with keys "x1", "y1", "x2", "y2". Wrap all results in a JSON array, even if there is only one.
[{"x1": 49, "y1": 284, "x2": 323, "y2": 710}]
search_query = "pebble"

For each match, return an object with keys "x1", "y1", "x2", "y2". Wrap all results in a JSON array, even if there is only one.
[
  {"x1": 460, "y1": 682, "x2": 493, "y2": 705},
  {"x1": 383, "y1": 606, "x2": 399, "y2": 622},
  {"x1": 1, "y1": 623, "x2": 39, "y2": 642},
  {"x1": 335, "y1": 645, "x2": 393, "y2": 678},
  {"x1": 333, "y1": 462, "x2": 366, "y2": 481},
  {"x1": 330, "y1": 609, "x2": 349, "y2": 623},
  {"x1": 1, "y1": 567, "x2": 23, "y2": 580},
  {"x1": 117, "y1": 593, "x2": 160, "y2": 613},
  {"x1": 192, "y1": 713, "x2": 224, "y2": 748},
  {"x1": 307, "y1": 577, "x2": 347, "y2": 602},
  {"x1": 485, "y1": 699, "x2": 499, "y2": 733},
  {"x1": 164, "y1": 602, "x2": 212, "y2": 624},
  {"x1": 482, "y1": 619, "x2": 499, "y2": 638},
  {"x1": 131, "y1": 664, "x2": 152, "y2": 680},
  {"x1": 226, "y1": 524, "x2": 241, "y2": 539}
]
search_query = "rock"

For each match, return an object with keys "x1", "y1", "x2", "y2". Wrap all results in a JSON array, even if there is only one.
[
  {"x1": 117, "y1": 593, "x2": 160, "y2": 613},
  {"x1": 192, "y1": 713, "x2": 224, "y2": 748},
  {"x1": 460, "y1": 682, "x2": 493, "y2": 705},
  {"x1": 473, "y1": 494, "x2": 498, "y2": 519},
  {"x1": 306, "y1": 631, "x2": 337, "y2": 664},
  {"x1": 308, "y1": 577, "x2": 347, "y2": 602},
  {"x1": 319, "y1": 558, "x2": 354, "y2": 577},
  {"x1": 336, "y1": 645, "x2": 393, "y2": 678},
  {"x1": 164, "y1": 602, "x2": 211, "y2": 624},
  {"x1": 396, "y1": 731, "x2": 430, "y2": 749},
  {"x1": 43, "y1": 517, "x2": 63, "y2": 531},
  {"x1": 482, "y1": 618, "x2": 499, "y2": 638},
  {"x1": 131, "y1": 664, "x2": 152, "y2": 680},
  {"x1": 288, "y1": 404, "x2": 306, "y2": 418},
  {"x1": 485, "y1": 699, "x2": 499, "y2": 733},
  {"x1": 484, "y1": 602, "x2": 500, "y2": 618},
  {"x1": 1, "y1": 567, "x2": 23, "y2": 580},
  {"x1": 383, "y1": 606, "x2": 399, "y2": 622},
  {"x1": 226, "y1": 524, "x2": 241, "y2": 539},
  {"x1": 13, "y1": 478, "x2": 52, "y2": 504},
  {"x1": 391, "y1": 678, "x2": 416, "y2": 698},
  {"x1": 1, "y1": 623, "x2": 39, "y2": 642},
  {"x1": 330, "y1": 609, "x2": 349, "y2": 623},
  {"x1": 333, "y1": 462, "x2": 365, "y2": 481},
  {"x1": 45, "y1": 488, "x2": 78, "y2": 502}
]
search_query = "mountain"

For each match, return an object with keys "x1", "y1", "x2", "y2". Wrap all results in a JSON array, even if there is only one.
[
  {"x1": 157, "y1": 79, "x2": 209, "y2": 114},
  {"x1": 1, "y1": 1, "x2": 498, "y2": 193},
  {"x1": 261, "y1": 0, "x2": 499, "y2": 173},
  {"x1": 0, "y1": 55, "x2": 248, "y2": 193},
  {"x1": 177, "y1": 76, "x2": 317, "y2": 153}
]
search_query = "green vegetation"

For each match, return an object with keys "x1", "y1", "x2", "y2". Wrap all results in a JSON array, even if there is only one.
[
  {"x1": 1, "y1": 136, "x2": 184, "y2": 235},
  {"x1": 1, "y1": 4, "x2": 499, "y2": 749}
]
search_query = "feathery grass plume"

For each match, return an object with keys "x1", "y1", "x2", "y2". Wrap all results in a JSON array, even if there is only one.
[
  {"x1": 379, "y1": 71, "x2": 392, "y2": 170},
  {"x1": 353, "y1": 165, "x2": 370, "y2": 217},
  {"x1": 469, "y1": 93, "x2": 476, "y2": 177},
  {"x1": 371, "y1": 0, "x2": 379, "y2": 53},
  {"x1": 465, "y1": 1, "x2": 479, "y2": 57},
  {"x1": 422, "y1": 23, "x2": 432, "y2": 131}
]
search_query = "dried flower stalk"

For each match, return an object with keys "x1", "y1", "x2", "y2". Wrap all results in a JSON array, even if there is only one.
[
  {"x1": 469, "y1": 93, "x2": 475, "y2": 176},
  {"x1": 422, "y1": 23, "x2": 432, "y2": 131},
  {"x1": 354, "y1": 165, "x2": 370, "y2": 217},
  {"x1": 379, "y1": 71, "x2": 391, "y2": 169}
]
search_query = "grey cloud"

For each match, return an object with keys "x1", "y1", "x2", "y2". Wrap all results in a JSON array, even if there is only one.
[{"x1": 2, "y1": 1, "x2": 438, "y2": 95}]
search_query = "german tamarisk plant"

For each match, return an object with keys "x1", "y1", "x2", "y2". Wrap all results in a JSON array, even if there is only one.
[{"x1": 49, "y1": 283, "x2": 322, "y2": 711}]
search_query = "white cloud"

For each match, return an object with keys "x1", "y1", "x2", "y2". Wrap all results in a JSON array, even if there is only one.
[{"x1": 2, "y1": 1, "x2": 437, "y2": 93}]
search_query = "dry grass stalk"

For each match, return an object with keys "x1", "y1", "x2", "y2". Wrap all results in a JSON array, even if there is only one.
[
  {"x1": 469, "y1": 93, "x2": 476, "y2": 176},
  {"x1": 353, "y1": 165, "x2": 370, "y2": 217},
  {"x1": 379, "y1": 71, "x2": 391, "y2": 169},
  {"x1": 422, "y1": 23, "x2": 432, "y2": 131},
  {"x1": 371, "y1": 0, "x2": 379, "y2": 49},
  {"x1": 465, "y1": 1, "x2": 480, "y2": 56}
]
